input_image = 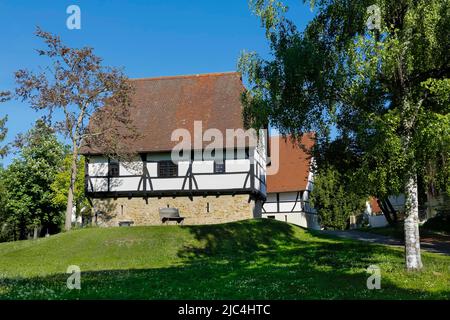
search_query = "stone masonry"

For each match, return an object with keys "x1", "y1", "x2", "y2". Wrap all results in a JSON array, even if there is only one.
[{"x1": 92, "y1": 195, "x2": 262, "y2": 227}]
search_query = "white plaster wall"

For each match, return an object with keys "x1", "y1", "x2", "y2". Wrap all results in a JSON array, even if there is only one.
[
  {"x1": 368, "y1": 215, "x2": 389, "y2": 228},
  {"x1": 264, "y1": 203, "x2": 278, "y2": 212},
  {"x1": 178, "y1": 161, "x2": 189, "y2": 176},
  {"x1": 262, "y1": 212, "x2": 321, "y2": 230},
  {"x1": 226, "y1": 159, "x2": 250, "y2": 172},
  {"x1": 120, "y1": 161, "x2": 143, "y2": 176},
  {"x1": 89, "y1": 177, "x2": 108, "y2": 192},
  {"x1": 279, "y1": 202, "x2": 295, "y2": 212},
  {"x1": 195, "y1": 173, "x2": 249, "y2": 190},
  {"x1": 291, "y1": 202, "x2": 302, "y2": 212},
  {"x1": 193, "y1": 160, "x2": 214, "y2": 173},
  {"x1": 110, "y1": 177, "x2": 141, "y2": 192},
  {"x1": 88, "y1": 156, "x2": 108, "y2": 176},
  {"x1": 152, "y1": 178, "x2": 185, "y2": 190},
  {"x1": 146, "y1": 163, "x2": 158, "y2": 177},
  {"x1": 254, "y1": 177, "x2": 260, "y2": 190}
]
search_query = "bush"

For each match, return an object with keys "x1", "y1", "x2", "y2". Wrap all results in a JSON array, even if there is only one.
[
  {"x1": 310, "y1": 167, "x2": 367, "y2": 230},
  {"x1": 423, "y1": 213, "x2": 450, "y2": 234}
]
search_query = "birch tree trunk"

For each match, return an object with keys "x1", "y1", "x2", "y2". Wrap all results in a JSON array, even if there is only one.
[
  {"x1": 65, "y1": 144, "x2": 79, "y2": 231},
  {"x1": 404, "y1": 173, "x2": 423, "y2": 270}
]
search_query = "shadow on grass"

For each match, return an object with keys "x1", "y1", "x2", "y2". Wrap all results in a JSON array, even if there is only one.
[
  {"x1": 0, "y1": 219, "x2": 449, "y2": 299},
  {"x1": 178, "y1": 218, "x2": 300, "y2": 257}
]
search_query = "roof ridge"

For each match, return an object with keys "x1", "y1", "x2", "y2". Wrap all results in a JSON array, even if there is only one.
[{"x1": 131, "y1": 71, "x2": 240, "y2": 82}]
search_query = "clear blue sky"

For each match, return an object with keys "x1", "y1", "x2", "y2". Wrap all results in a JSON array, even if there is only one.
[{"x1": 0, "y1": 0, "x2": 315, "y2": 166}]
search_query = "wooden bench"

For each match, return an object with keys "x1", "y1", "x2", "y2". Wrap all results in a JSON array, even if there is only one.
[
  {"x1": 159, "y1": 208, "x2": 185, "y2": 225},
  {"x1": 118, "y1": 220, "x2": 134, "y2": 227}
]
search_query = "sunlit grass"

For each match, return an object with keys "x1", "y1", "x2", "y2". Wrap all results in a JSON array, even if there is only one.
[{"x1": 0, "y1": 219, "x2": 449, "y2": 299}]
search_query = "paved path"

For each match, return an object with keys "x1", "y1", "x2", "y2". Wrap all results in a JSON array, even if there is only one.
[{"x1": 320, "y1": 230, "x2": 450, "y2": 256}]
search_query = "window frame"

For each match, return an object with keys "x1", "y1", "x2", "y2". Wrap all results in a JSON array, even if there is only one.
[
  {"x1": 158, "y1": 160, "x2": 178, "y2": 178},
  {"x1": 213, "y1": 160, "x2": 226, "y2": 174},
  {"x1": 108, "y1": 159, "x2": 120, "y2": 177}
]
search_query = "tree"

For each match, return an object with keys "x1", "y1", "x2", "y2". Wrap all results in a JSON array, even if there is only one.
[
  {"x1": 310, "y1": 166, "x2": 367, "y2": 230},
  {"x1": 0, "y1": 120, "x2": 65, "y2": 240},
  {"x1": 311, "y1": 135, "x2": 370, "y2": 230},
  {"x1": 239, "y1": 0, "x2": 449, "y2": 270},
  {"x1": 7, "y1": 28, "x2": 136, "y2": 231},
  {"x1": 0, "y1": 117, "x2": 9, "y2": 241},
  {"x1": 0, "y1": 116, "x2": 8, "y2": 158},
  {"x1": 51, "y1": 155, "x2": 91, "y2": 224},
  {"x1": 0, "y1": 167, "x2": 9, "y2": 242}
]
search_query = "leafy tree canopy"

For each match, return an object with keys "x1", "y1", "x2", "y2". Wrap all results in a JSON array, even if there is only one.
[
  {"x1": 51, "y1": 155, "x2": 91, "y2": 220},
  {"x1": 4, "y1": 28, "x2": 137, "y2": 231},
  {"x1": 310, "y1": 166, "x2": 367, "y2": 230},
  {"x1": 240, "y1": 0, "x2": 449, "y2": 270},
  {"x1": 240, "y1": 0, "x2": 450, "y2": 197},
  {"x1": 0, "y1": 120, "x2": 66, "y2": 240}
]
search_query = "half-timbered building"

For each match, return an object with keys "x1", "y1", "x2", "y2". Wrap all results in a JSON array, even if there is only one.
[
  {"x1": 262, "y1": 134, "x2": 320, "y2": 229},
  {"x1": 81, "y1": 72, "x2": 267, "y2": 226}
]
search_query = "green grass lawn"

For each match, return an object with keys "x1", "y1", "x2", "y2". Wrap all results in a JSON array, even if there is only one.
[{"x1": 0, "y1": 219, "x2": 449, "y2": 300}]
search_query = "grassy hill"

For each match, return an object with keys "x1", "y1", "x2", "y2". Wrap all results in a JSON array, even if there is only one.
[{"x1": 0, "y1": 219, "x2": 449, "y2": 299}]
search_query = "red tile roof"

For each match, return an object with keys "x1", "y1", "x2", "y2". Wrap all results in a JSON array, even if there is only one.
[
  {"x1": 267, "y1": 134, "x2": 314, "y2": 193},
  {"x1": 369, "y1": 197, "x2": 382, "y2": 213},
  {"x1": 81, "y1": 72, "x2": 247, "y2": 154}
]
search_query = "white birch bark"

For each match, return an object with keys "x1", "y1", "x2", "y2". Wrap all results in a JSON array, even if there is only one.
[{"x1": 404, "y1": 174, "x2": 423, "y2": 270}]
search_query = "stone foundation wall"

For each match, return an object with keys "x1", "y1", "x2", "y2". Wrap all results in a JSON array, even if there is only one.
[{"x1": 92, "y1": 195, "x2": 261, "y2": 227}]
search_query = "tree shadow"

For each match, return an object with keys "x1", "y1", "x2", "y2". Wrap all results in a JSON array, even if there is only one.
[
  {"x1": 178, "y1": 219, "x2": 395, "y2": 268},
  {"x1": 92, "y1": 198, "x2": 118, "y2": 225},
  {"x1": 178, "y1": 218, "x2": 301, "y2": 258},
  {"x1": 0, "y1": 219, "x2": 449, "y2": 300}
]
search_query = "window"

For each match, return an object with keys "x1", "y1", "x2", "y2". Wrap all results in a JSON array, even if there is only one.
[
  {"x1": 214, "y1": 161, "x2": 225, "y2": 174},
  {"x1": 108, "y1": 160, "x2": 120, "y2": 177},
  {"x1": 158, "y1": 161, "x2": 178, "y2": 177}
]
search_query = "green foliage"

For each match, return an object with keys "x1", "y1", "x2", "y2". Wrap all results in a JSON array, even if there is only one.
[
  {"x1": 0, "y1": 120, "x2": 66, "y2": 240},
  {"x1": 423, "y1": 213, "x2": 450, "y2": 234},
  {"x1": 248, "y1": 0, "x2": 288, "y2": 36},
  {"x1": 0, "y1": 116, "x2": 8, "y2": 241},
  {"x1": 8, "y1": 28, "x2": 136, "y2": 231},
  {"x1": 0, "y1": 116, "x2": 8, "y2": 158},
  {"x1": 310, "y1": 167, "x2": 367, "y2": 230},
  {"x1": 0, "y1": 170, "x2": 9, "y2": 242},
  {"x1": 51, "y1": 155, "x2": 91, "y2": 220},
  {"x1": 240, "y1": 0, "x2": 450, "y2": 209}
]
